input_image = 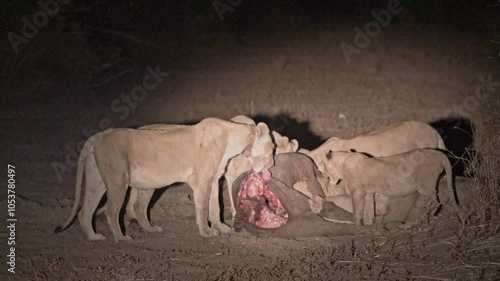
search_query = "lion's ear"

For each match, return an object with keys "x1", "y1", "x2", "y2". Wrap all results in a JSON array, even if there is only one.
[
  {"x1": 275, "y1": 136, "x2": 288, "y2": 151},
  {"x1": 326, "y1": 150, "x2": 333, "y2": 160},
  {"x1": 242, "y1": 124, "x2": 257, "y2": 157},
  {"x1": 281, "y1": 136, "x2": 289, "y2": 143},
  {"x1": 291, "y1": 139, "x2": 299, "y2": 152},
  {"x1": 271, "y1": 131, "x2": 281, "y2": 141},
  {"x1": 242, "y1": 146, "x2": 252, "y2": 157},
  {"x1": 256, "y1": 123, "x2": 270, "y2": 137},
  {"x1": 231, "y1": 115, "x2": 255, "y2": 125}
]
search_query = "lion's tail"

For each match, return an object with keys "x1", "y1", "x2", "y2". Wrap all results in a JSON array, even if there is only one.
[
  {"x1": 54, "y1": 133, "x2": 99, "y2": 234},
  {"x1": 440, "y1": 151, "x2": 459, "y2": 208}
]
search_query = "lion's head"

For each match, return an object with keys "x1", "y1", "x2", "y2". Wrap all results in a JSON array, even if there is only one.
[{"x1": 247, "y1": 122, "x2": 274, "y2": 172}]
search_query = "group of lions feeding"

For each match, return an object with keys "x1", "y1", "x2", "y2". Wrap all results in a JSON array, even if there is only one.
[{"x1": 55, "y1": 116, "x2": 459, "y2": 241}]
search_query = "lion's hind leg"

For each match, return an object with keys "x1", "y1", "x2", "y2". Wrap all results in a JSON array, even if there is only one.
[
  {"x1": 78, "y1": 155, "x2": 107, "y2": 241},
  {"x1": 125, "y1": 187, "x2": 138, "y2": 221},
  {"x1": 418, "y1": 185, "x2": 441, "y2": 223},
  {"x1": 104, "y1": 177, "x2": 133, "y2": 241},
  {"x1": 424, "y1": 194, "x2": 441, "y2": 216}
]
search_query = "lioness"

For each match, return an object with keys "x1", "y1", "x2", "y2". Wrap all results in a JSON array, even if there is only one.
[
  {"x1": 304, "y1": 121, "x2": 446, "y2": 174},
  {"x1": 225, "y1": 117, "x2": 300, "y2": 220},
  {"x1": 55, "y1": 117, "x2": 274, "y2": 241},
  {"x1": 300, "y1": 121, "x2": 447, "y2": 225},
  {"x1": 100, "y1": 117, "x2": 296, "y2": 226},
  {"x1": 93, "y1": 123, "x2": 186, "y2": 221},
  {"x1": 323, "y1": 149, "x2": 458, "y2": 225}
]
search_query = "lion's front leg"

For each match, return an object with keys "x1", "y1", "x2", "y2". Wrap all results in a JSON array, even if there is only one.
[
  {"x1": 189, "y1": 178, "x2": 220, "y2": 237},
  {"x1": 363, "y1": 193, "x2": 375, "y2": 225},
  {"x1": 292, "y1": 181, "x2": 312, "y2": 198},
  {"x1": 292, "y1": 181, "x2": 323, "y2": 214},
  {"x1": 209, "y1": 179, "x2": 231, "y2": 234},
  {"x1": 134, "y1": 188, "x2": 162, "y2": 232},
  {"x1": 351, "y1": 190, "x2": 366, "y2": 225},
  {"x1": 225, "y1": 173, "x2": 238, "y2": 221}
]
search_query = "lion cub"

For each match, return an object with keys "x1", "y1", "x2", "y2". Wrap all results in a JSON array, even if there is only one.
[{"x1": 323, "y1": 149, "x2": 458, "y2": 225}]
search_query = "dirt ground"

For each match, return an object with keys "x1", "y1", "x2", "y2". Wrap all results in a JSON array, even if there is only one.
[{"x1": 1, "y1": 8, "x2": 500, "y2": 281}]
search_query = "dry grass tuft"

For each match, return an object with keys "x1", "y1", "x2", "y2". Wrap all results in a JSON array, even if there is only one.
[{"x1": 459, "y1": 95, "x2": 500, "y2": 239}]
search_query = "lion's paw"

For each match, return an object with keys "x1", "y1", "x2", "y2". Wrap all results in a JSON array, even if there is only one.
[
  {"x1": 310, "y1": 197, "x2": 324, "y2": 214},
  {"x1": 115, "y1": 235, "x2": 134, "y2": 242},
  {"x1": 199, "y1": 228, "x2": 213, "y2": 237},
  {"x1": 152, "y1": 225, "x2": 163, "y2": 232},
  {"x1": 88, "y1": 233, "x2": 106, "y2": 241},
  {"x1": 143, "y1": 225, "x2": 163, "y2": 232},
  {"x1": 217, "y1": 224, "x2": 231, "y2": 234}
]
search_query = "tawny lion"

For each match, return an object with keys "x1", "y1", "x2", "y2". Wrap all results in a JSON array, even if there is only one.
[
  {"x1": 323, "y1": 149, "x2": 458, "y2": 225},
  {"x1": 55, "y1": 117, "x2": 274, "y2": 241}
]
